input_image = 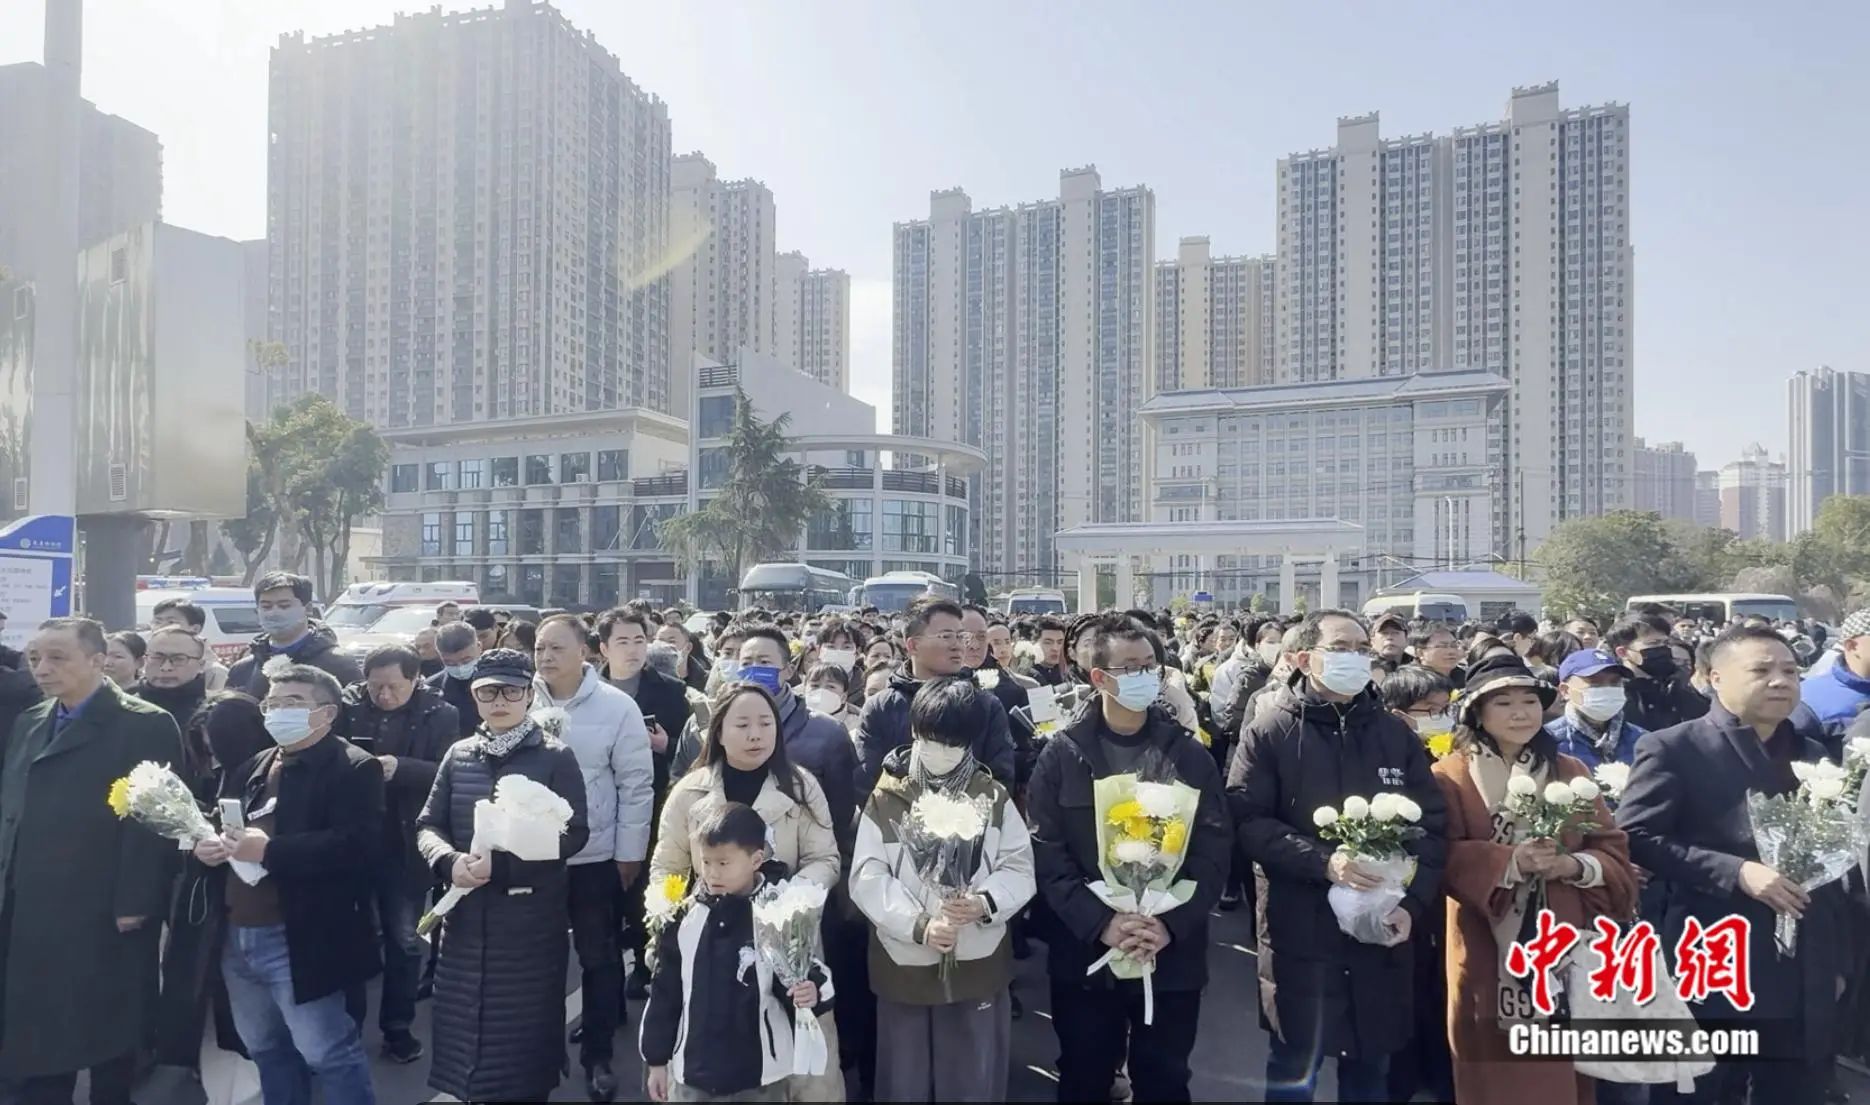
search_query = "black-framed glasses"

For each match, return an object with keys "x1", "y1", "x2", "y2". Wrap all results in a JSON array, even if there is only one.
[
  {"x1": 1098, "y1": 663, "x2": 1161, "y2": 678},
  {"x1": 472, "y1": 684, "x2": 530, "y2": 704},
  {"x1": 147, "y1": 650, "x2": 204, "y2": 668}
]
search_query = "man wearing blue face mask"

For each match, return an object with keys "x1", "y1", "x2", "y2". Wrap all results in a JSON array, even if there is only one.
[
  {"x1": 195, "y1": 663, "x2": 384, "y2": 1105},
  {"x1": 425, "y1": 621, "x2": 484, "y2": 737},
  {"x1": 1228, "y1": 609, "x2": 1448, "y2": 1104},
  {"x1": 1026, "y1": 614, "x2": 1232, "y2": 1104},
  {"x1": 228, "y1": 571, "x2": 363, "y2": 701}
]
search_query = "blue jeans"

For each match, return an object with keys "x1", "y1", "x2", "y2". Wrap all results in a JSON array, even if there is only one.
[
  {"x1": 222, "y1": 924, "x2": 378, "y2": 1105},
  {"x1": 374, "y1": 866, "x2": 424, "y2": 1035},
  {"x1": 1264, "y1": 1033, "x2": 1390, "y2": 1103}
]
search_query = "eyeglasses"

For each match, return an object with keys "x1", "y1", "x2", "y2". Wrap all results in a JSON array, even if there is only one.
[
  {"x1": 1315, "y1": 645, "x2": 1375, "y2": 657},
  {"x1": 472, "y1": 684, "x2": 530, "y2": 703},
  {"x1": 147, "y1": 650, "x2": 204, "y2": 668},
  {"x1": 1099, "y1": 663, "x2": 1161, "y2": 678}
]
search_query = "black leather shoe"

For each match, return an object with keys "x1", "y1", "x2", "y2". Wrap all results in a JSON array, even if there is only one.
[
  {"x1": 586, "y1": 1062, "x2": 618, "y2": 1102},
  {"x1": 383, "y1": 1031, "x2": 424, "y2": 1065}
]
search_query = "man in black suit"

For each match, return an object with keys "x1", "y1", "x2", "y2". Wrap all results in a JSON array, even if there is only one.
[{"x1": 1618, "y1": 623, "x2": 1843, "y2": 1103}]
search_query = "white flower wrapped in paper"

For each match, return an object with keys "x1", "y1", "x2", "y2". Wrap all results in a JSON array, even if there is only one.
[
  {"x1": 753, "y1": 879, "x2": 833, "y2": 1076},
  {"x1": 1748, "y1": 774, "x2": 1868, "y2": 954},
  {"x1": 418, "y1": 774, "x2": 576, "y2": 935},
  {"x1": 1314, "y1": 793, "x2": 1425, "y2": 946},
  {"x1": 1085, "y1": 767, "x2": 1203, "y2": 1025},
  {"x1": 1341, "y1": 795, "x2": 1370, "y2": 820}
]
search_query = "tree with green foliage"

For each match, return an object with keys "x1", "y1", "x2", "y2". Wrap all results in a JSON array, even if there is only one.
[
  {"x1": 657, "y1": 389, "x2": 829, "y2": 589},
  {"x1": 1535, "y1": 511, "x2": 1707, "y2": 620},
  {"x1": 220, "y1": 396, "x2": 387, "y2": 596}
]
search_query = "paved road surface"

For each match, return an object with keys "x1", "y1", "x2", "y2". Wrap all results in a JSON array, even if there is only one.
[{"x1": 133, "y1": 903, "x2": 1866, "y2": 1104}]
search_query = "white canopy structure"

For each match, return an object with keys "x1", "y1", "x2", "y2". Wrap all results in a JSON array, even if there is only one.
[{"x1": 1053, "y1": 519, "x2": 1366, "y2": 612}]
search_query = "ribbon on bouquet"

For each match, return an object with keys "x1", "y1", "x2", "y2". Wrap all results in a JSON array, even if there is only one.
[
  {"x1": 1082, "y1": 879, "x2": 1197, "y2": 1025},
  {"x1": 791, "y1": 1009, "x2": 830, "y2": 1077}
]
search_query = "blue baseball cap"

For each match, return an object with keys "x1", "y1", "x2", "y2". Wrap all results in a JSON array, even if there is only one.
[{"x1": 1557, "y1": 648, "x2": 1625, "y2": 682}]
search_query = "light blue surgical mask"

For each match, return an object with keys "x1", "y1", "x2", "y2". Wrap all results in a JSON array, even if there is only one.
[
  {"x1": 739, "y1": 664, "x2": 785, "y2": 696},
  {"x1": 259, "y1": 608, "x2": 305, "y2": 637},
  {"x1": 263, "y1": 707, "x2": 313, "y2": 746},
  {"x1": 444, "y1": 662, "x2": 478, "y2": 681},
  {"x1": 1108, "y1": 669, "x2": 1161, "y2": 712}
]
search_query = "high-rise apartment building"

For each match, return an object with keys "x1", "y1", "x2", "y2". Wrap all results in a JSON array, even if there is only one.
[
  {"x1": 771, "y1": 250, "x2": 850, "y2": 392},
  {"x1": 1788, "y1": 366, "x2": 1870, "y2": 534},
  {"x1": 266, "y1": 1, "x2": 672, "y2": 428},
  {"x1": 1719, "y1": 444, "x2": 1787, "y2": 542},
  {"x1": 1275, "y1": 84, "x2": 1633, "y2": 551},
  {"x1": 1153, "y1": 237, "x2": 1275, "y2": 391},
  {"x1": 893, "y1": 167, "x2": 1155, "y2": 582},
  {"x1": 1695, "y1": 470, "x2": 1721, "y2": 530},
  {"x1": 667, "y1": 153, "x2": 776, "y2": 416},
  {"x1": 1632, "y1": 438, "x2": 1698, "y2": 522}
]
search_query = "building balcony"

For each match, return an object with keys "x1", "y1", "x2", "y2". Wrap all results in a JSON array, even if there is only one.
[
  {"x1": 881, "y1": 470, "x2": 940, "y2": 495},
  {"x1": 698, "y1": 364, "x2": 739, "y2": 389},
  {"x1": 633, "y1": 473, "x2": 687, "y2": 497},
  {"x1": 809, "y1": 466, "x2": 874, "y2": 490}
]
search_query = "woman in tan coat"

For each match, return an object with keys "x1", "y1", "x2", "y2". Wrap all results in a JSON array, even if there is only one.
[
  {"x1": 650, "y1": 682, "x2": 844, "y2": 1102},
  {"x1": 1434, "y1": 654, "x2": 1638, "y2": 1105}
]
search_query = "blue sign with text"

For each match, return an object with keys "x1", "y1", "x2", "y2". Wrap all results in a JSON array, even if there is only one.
[{"x1": 0, "y1": 515, "x2": 76, "y2": 647}]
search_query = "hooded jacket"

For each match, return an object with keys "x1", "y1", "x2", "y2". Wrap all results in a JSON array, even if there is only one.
[
  {"x1": 849, "y1": 747, "x2": 1035, "y2": 1005},
  {"x1": 227, "y1": 621, "x2": 362, "y2": 700},
  {"x1": 533, "y1": 665, "x2": 655, "y2": 865},
  {"x1": 1227, "y1": 676, "x2": 1449, "y2": 1059},
  {"x1": 854, "y1": 668, "x2": 1017, "y2": 804},
  {"x1": 1027, "y1": 703, "x2": 1231, "y2": 993}
]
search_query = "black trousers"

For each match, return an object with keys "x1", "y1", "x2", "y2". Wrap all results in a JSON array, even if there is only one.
[
  {"x1": 1048, "y1": 979, "x2": 1200, "y2": 1104},
  {"x1": 568, "y1": 861, "x2": 623, "y2": 1067},
  {"x1": 17, "y1": 1052, "x2": 136, "y2": 1105}
]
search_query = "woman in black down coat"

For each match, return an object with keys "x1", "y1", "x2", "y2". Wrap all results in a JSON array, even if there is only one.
[{"x1": 416, "y1": 649, "x2": 590, "y2": 1103}]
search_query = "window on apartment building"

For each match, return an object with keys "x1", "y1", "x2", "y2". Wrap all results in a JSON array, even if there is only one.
[
  {"x1": 491, "y1": 457, "x2": 519, "y2": 487},
  {"x1": 390, "y1": 464, "x2": 419, "y2": 494},
  {"x1": 486, "y1": 511, "x2": 509, "y2": 556},
  {"x1": 426, "y1": 462, "x2": 454, "y2": 491},
  {"x1": 525, "y1": 455, "x2": 553, "y2": 485},
  {"x1": 597, "y1": 449, "x2": 628, "y2": 482},
  {"x1": 560, "y1": 452, "x2": 591, "y2": 483},
  {"x1": 420, "y1": 513, "x2": 442, "y2": 557},
  {"x1": 518, "y1": 510, "x2": 545, "y2": 556},
  {"x1": 457, "y1": 459, "x2": 485, "y2": 490}
]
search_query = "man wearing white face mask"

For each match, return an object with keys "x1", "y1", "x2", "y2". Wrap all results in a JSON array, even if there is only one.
[
  {"x1": 1228, "y1": 609, "x2": 1447, "y2": 1104},
  {"x1": 194, "y1": 663, "x2": 385, "y2": 1105},
  {"x1": 1546, "y1": 648, "x2": 1646, "y2": 771}
]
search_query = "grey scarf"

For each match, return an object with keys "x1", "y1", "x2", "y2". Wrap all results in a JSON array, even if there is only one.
[
  {"x1": 479, "y1": 716, "x2": 537, "y2": 759},
  {"x1": 911, "y1": 744, "x2": 978, "y2": 793}
]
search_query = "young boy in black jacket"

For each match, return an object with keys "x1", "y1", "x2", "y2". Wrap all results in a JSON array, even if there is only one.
[{"x1": 641, "y1": 803, "x2": 830, "y2": 1103}]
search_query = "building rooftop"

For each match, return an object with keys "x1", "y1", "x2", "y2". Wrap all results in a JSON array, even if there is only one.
[
  {"x1": 1385, "y1": 569, "x2": 1538, "y2": 594},
  {"x1": 1140, "y1": 370, "x2": 1511, "y2": 417},
  {"x1": 377, "y1": 407, "x2": 688, "y2": 448}
]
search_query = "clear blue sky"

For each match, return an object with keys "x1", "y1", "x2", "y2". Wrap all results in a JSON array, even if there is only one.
[{"x1": 4, "y1": 0, "x2": 1865, "y2": 469}]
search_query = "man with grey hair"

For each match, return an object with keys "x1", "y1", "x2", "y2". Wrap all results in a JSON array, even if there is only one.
[
  {"x1": 427, "y1": 620, "x2": 483, "y2": 738},
  {"x1": 0, "y1": 617, "x2": 183, "y2": 1104}
]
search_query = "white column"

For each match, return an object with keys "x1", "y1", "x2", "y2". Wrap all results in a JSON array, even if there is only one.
[
  {"x1": 1076, "y1": 556, "x2": 1100, "y2": 614},
  {"x1": 1279, "y1": 554, "x2": 1298, "y2": 613},
  {"x1": 1319, "y1": 551, "x2": 1341, "y2": 609},
  {"x1": 1115, "y1": 556, "x2": 1135, "y2": 610}
]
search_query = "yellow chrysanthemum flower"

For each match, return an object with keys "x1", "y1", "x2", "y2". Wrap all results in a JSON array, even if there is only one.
[
  {"x1": 1122, "y1": 816, "x2": 1154, "y2": 842},
  {"x1": 1195, "y1": 726, "x2": 1213, "y2": 748},
  {"x1": 1106, "y1": 799, "x2": 1144, "y2": 826},
  {"x1": 1159, "y1": 819, "x2": 1188, "y2": 856},
  {"x1": 1426, "y1": 732, "x2": 1455, "y2": 759},
  {"x1": 107, "y1": 776, "x2": 132, "y2": 818},
  {"x1": 661, "y1": 872, "x2": 688, "y2": 904}
]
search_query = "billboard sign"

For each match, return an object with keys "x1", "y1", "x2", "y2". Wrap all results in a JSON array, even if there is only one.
[{"x1": 0, "y1": 514, "x2": 75, "y2": 649}]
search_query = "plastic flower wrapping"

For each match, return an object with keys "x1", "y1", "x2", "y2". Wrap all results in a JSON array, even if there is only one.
[
  {"x1": 892, "y1": 789, "x2": 992, "y2": 997},
  {"x1": 1085, "y1": 756, "x2": 1203, "y2": 1024},
  {"x1": 1843, "y1": 736, "x2": 1870, "y2": 812},
  {"x1": 1313, "y1": 791, "x2": 1425, "y2": 945},
  {"x1": 418, "y1": 773, "x2": 575, "y2": 935},
  {"x1": 1750, "y1": 760, "x2": 1868, "y2": 955},
  {"x1": 641, "y1": 872, "x2": 690, "y2": 974},
  {"x1": 752, "y1": 878, "x2": 832, "y2": 1076},
  {"x1": 108, "y1": 760, "x2": 215, "y2": 846}
]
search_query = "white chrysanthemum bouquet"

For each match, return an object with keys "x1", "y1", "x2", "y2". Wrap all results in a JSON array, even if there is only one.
[
  {"x1": 1504, "y1": 773, "x2": 1602, "y2": 840},
  {"x1": 892, "y1": 789, "x2": 992, "y2": 996},
  {"x1": 1313, "y1": 792, "x2": 1425, "y2": 944},
  {"x1": 418, "y1": 773, "x2": 575, "y2": 935},
  {"x1": 753, "y1": 878, "x2": 832, "y2": 1076},
  {"x1": 108, "y1": 760, "x2": 214, "y2": 845},
  {"x1": 1592, "y1": 762, "x2": 1632, "y2": 808},
  {"x1": 1086, "y1": 765, "x2": 1202, "y2": 1024},
  {"x1": 1749, "y1": 759, "x2": 1867, "y2": 954}
]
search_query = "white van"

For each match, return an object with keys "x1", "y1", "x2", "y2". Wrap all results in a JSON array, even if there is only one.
[
  {"x1": 135, "y1": 587, "x2": 265, "y2": 666},
  {"x1": 1003, "y1": 588, "x2": 1068, "y2": 617},
  {"x1": 327, "y1": 581, "x2": 479, "y2": 645},
  {"x1": 1361, "y1": 592, "x2": 1470, "y2": 624}
]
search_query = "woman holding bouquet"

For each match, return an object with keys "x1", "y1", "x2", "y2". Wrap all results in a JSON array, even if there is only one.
[
  {"x1": 652, "y1": 681, "x2": 843, "y2": 1102},
  {"x1": 1434, "y1": 653, "x2": 1637, "y2": 1105},
  {"x1": 416, "y1": 648, "x2": 590, "y2": 1104}
]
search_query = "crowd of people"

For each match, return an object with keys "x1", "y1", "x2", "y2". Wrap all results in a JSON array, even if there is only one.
[{"x1": 0, "y1": 572, "x2": 1866, "y2": 1104}]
